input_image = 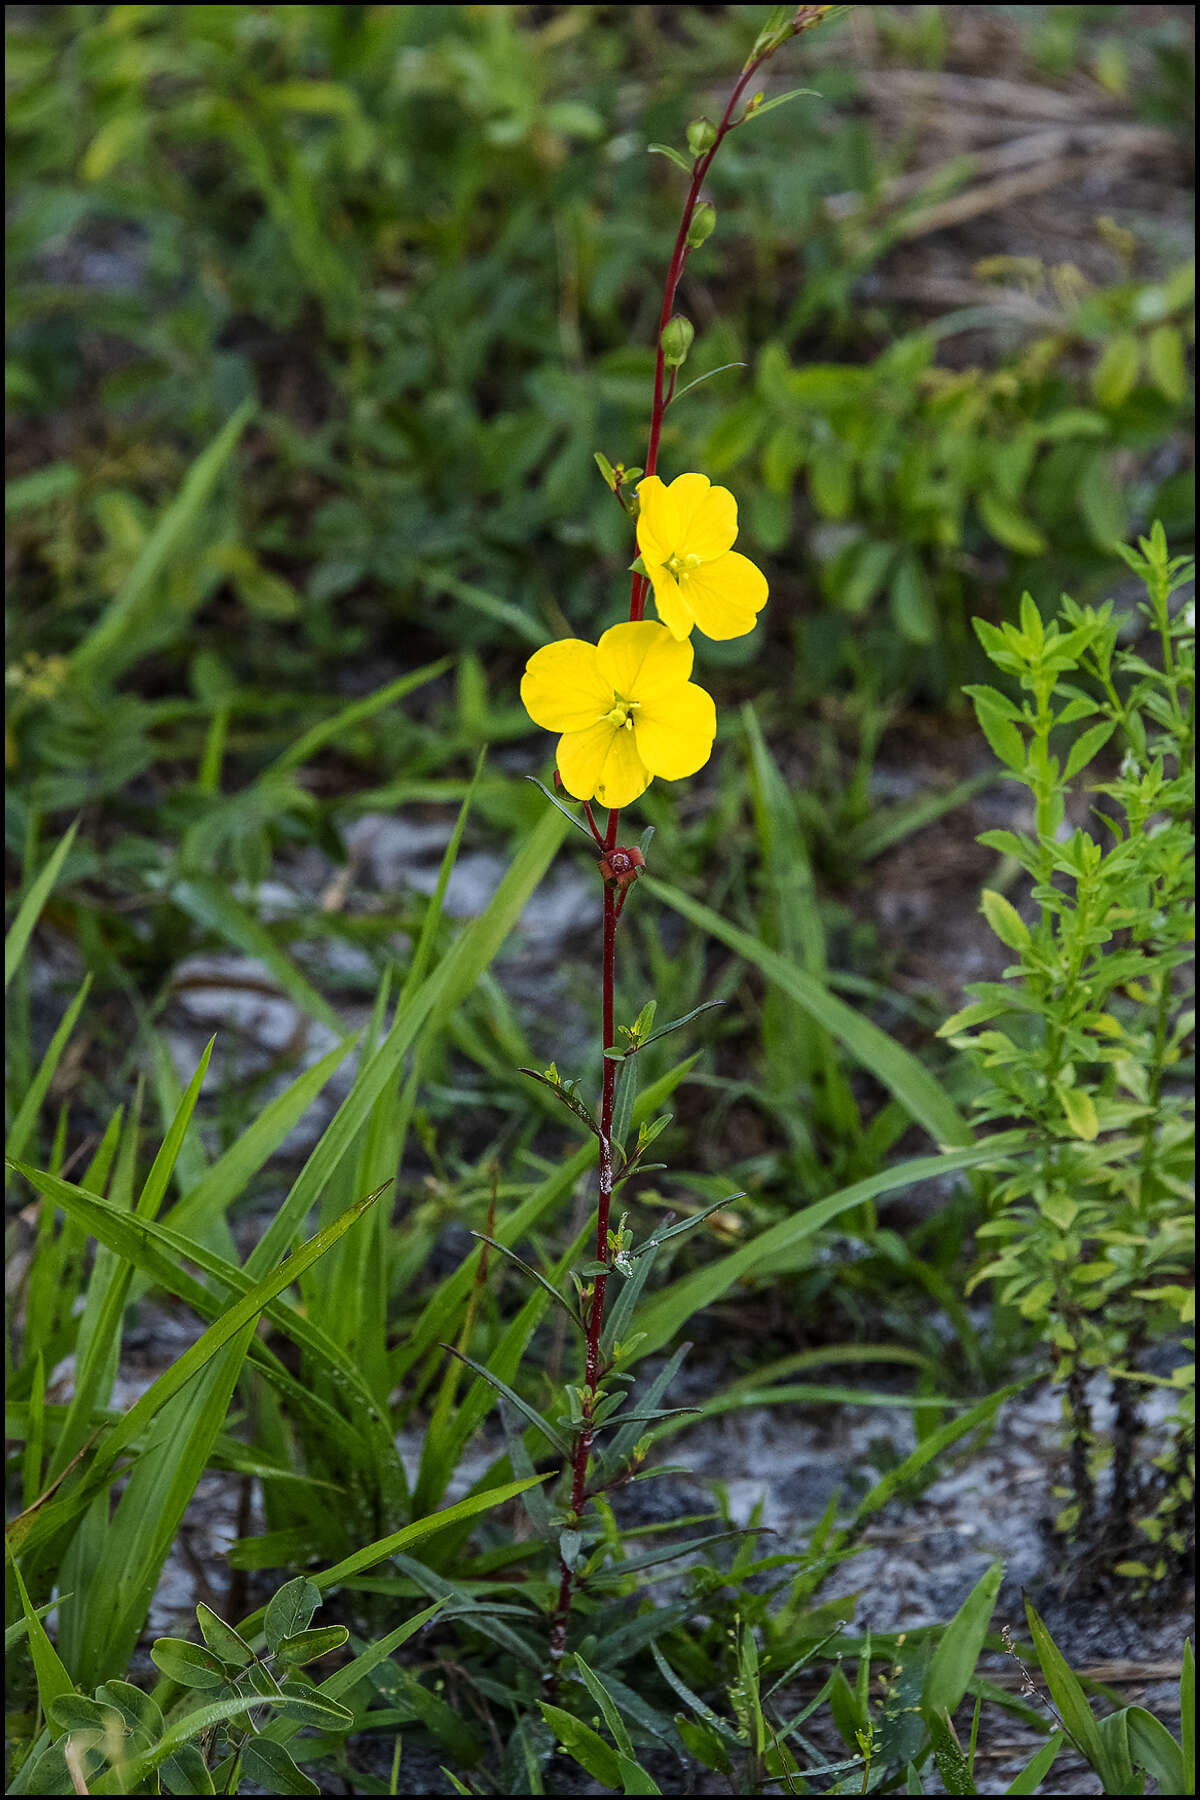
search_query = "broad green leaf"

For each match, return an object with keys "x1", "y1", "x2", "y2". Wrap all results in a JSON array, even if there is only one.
[
  {"x1": 1146, "y1": 324, "x2": 1186, "y2": 402},
  {"x1": 978, "y1": 492, "x2": 1046, "y2": 556},
  {"x1": 240, "y1": 1738, "x2": 319, "y2": 1796},
  {"x1": 149, "y1": 1639, "x2": 228, "y2": 1689},
  {"x1": 1091, "y1": 334, "x2": 1140, "y2": 409},
  {"x1": 195, "y1": 1605, "x2": 252, "y2": 1670},
  {"x1": 264, "y1": 1578, "x2": 321, "y2": 1655},
  {"x1": 159, "y1": 1742, "x2": 216, "y2": 1794},
  {"x1": 273, "y1": 1624, "x2": 350, "y2": 1665},
  {"x1": 1125, "y1": 1707, "x2": 1183, "y2": 1792}
]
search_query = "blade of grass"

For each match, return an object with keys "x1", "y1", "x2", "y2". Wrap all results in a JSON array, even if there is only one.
[
  {"x1": 5, "y1": 1182, "x2": 386, "y2": 1561},
  {"x1": 631, "y1": 1136, "x2": 1026, "y2": 1364},
  {"x1": 4, "y1": 974, "x2": 92, "y2": 1197},
  {"x1": 69, "y1": 401, "x2": 254, "y2": 686},
  {"x1": 4, "y1": 818, "x2": 79, "y2": 993},
  {"x1": 245, "y1": 805, "x2": 568, "y2": 1281},
  {"x1": 647, "y1": 876, "x2": 972, "y2": 1148},
  {"x1": 264, "y1": 658, "x2": 453, "y2": 776}
]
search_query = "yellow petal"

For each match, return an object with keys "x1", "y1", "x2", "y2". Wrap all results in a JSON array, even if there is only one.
[
  {"x1": 596, "y1": 619, "x2": 692, "y2": 699},
  {"x1": 635, "y1": 475, "x2": 672, "y2": 567},
  {"x1": 681, "y1": 551, "x2": 768, "y2": 640},
  {"x1": 645, "y1": 567, "x2": 695, "y2": 641},
  {"x1": 638, "y1": 472, "x2": 738, "y2": 562},
  {"x1": 557, "y1": 721, "x2": 650, "y2": 809},
  {"x1": 520, "y1": 639, "x2": 611, "y2": 731},
  {"x1": 634, "y1": 680, "x2": 717, "y2": 780}
]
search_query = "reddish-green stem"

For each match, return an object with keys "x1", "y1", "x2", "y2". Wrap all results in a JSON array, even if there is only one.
[{"x1": 547, "y1": 24, "x2": 813, "y2": 1673}]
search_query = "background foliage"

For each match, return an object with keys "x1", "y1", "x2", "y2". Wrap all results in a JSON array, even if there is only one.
[{"x1": 5, "y1": 4, "x2": 1195, "y2": 1794}]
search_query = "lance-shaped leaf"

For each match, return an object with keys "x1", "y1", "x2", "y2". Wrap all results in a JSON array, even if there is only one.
[
  {"x1": 518, "y1": 1066, "x2": 603, "y2": 1139},
  {"x1": 470, "y1": 1232, "x2": 585, "y2": 1333},
  {"x1": 437, "y1": 1346, "x2": 572, "y2": 1457}
]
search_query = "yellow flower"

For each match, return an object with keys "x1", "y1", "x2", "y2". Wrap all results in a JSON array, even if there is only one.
[
  {"x1": 636, "y1": 472, "x2": 768, "y2": 641},
  {"x1": 521, "y1": 620, "x2": 716, "y2": 809}
]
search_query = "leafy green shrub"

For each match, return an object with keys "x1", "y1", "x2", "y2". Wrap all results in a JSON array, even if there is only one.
[
  {"x1": 942, "y1": 523, "x2": 1195, "y2": 1578},
  {"x1": 680, "y1": 258, "x2": 1195, "y2": 699}
]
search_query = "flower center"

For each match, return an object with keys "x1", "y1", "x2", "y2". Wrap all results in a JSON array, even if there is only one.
[
  {"x1": 663, "y1": 550, "x2": 704, "y2": 580},
  {"x1": 603, "y1": 695, "x2": 638, "y2": 730}
]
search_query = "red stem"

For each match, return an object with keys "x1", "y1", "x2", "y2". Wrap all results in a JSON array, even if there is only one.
[{"x1": 548, "y1": 42, "x2": 780, "y2": 1675}]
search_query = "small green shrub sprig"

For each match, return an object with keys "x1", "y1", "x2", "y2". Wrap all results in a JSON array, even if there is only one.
[{"x1": 942, "y1": 523, "x2": 1195, "y2": 1578}]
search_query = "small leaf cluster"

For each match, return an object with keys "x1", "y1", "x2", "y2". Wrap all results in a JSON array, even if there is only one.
[
  {"x1": 943, "y1": 525, "x2": 1195, "y2": 1575},
  {"x1": 11, "y1": 1579, "x2": 348, "y2": 1797}
]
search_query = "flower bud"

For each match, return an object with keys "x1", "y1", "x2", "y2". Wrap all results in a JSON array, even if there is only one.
[
  {"x1": 686, "y1": 201, "x2": 716, "y2": 248},
  {"x1": 685, "y1": 117, "x2": 718, "y2": 158},
  {"x1": 660, "y1": 314, "x2": 694, "y2": 368}
]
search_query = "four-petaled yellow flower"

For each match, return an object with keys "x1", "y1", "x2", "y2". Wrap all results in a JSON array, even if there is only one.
[
  {"x1": 521, "y1": 621, "x2": 716, "y2": 810},
  {"x1": 636, "y1": 472, "x2": 768, "y2": 641}
]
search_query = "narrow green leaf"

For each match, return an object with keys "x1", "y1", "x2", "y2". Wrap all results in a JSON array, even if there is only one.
[
  {"x1": 922, "y1": 1561, "x2": 1004, "y2": 1720},
  {"x1": 1182, "y1": 1641, "x2": 1194, "y2": 1794},
  {"x1": 1003, "y1": 1733, "x2": 1064, "y2": 1799},
  {"x1": 647, "y1": 142, "x2": 693, "y2": 173},
  {"x1": 1023, "y1": 1599, "x2": 1105, "y2": 1772},
  {"x1": 540, "y1": 1704, "x2": 623, "y2": 1787},
  {"x1": 980, "y1": 889, "x2": 1030, "y2": 951},
  {"x1": 470, "y1": 1233, "x2": 584, "y2": 1332},
  {"x1": 4, "y1": 819, "x2": 79, "y2": 993},
  {"x1": 632, "y1": 1141, "x2": 1026, "y2": 1364},
  {"x1": 70, "y1": 401, "x2": 254, "y2": 685},
  {"x1": 265, "y1": 659, "x2": 451, "y2": 776},
  {"x1": 3, "y1": 974, "x2": 92, "y2": 1196},
  {"x1": 5, "y1": 1183, "x2": 386, "y2": 1560},
  {"x1": 525, "y1": 775, "x2": 600, "y2": 841},
  {"x1": 438, "y1": 1345, "x2": 571, "y2": 1457},
  {"x1": 646, "y1": 879, "x2": 971, "y2": 1147},
  {"x1": 169, "y1": 877, "x2": 342, "y2": 1032},
  {"x1": 10, "y1": 1561, "x2": 74, "y2": 1736}
]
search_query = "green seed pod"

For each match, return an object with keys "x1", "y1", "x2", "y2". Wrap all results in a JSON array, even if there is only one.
[
  {"x1": 686, "y1": 201, "x2": 716, "y2": 248},
  {"x1": 660, "y1": 314, "x2": 694, "y2": 368},
  {"x1": 685, "y1": 117, "x2": 718, "y2": 158}
]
